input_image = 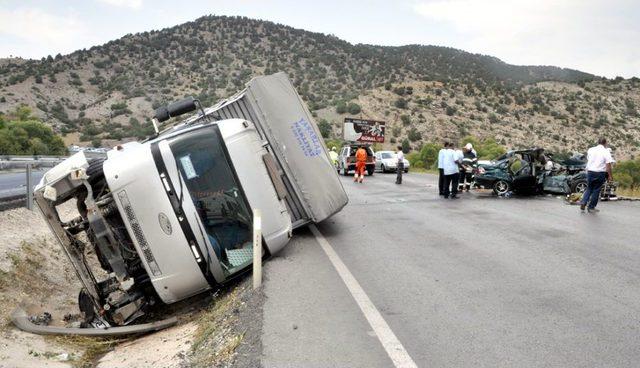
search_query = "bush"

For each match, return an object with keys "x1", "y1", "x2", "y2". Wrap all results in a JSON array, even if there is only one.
[
  {"x1": 401, "y1": 138, "x2": 411, "y2": 153},
  {"x1": 318, "y1": 119, "x2": 332, "y2": 138},
  {"x1": 407, "y1": 128, "x2": 421, "y2": 142},
  {"x1": 614, "y1": 159, "x2": 640, "y2": 188},
  {"x1": 336, "y1": 101, "x2": 347, "y2": 114},
  {"x1": 0, "y1": 106, "x2": 66, "y2": 155},
  {"x1": 347, "y1": 103, "x2": 361, "y2": 115},
  {"x1": 400, "y1": 115, "x2": 410, "y2": 126},
  {"x1": 394, "y1": 98, "x2": 407, "y2": 109}
]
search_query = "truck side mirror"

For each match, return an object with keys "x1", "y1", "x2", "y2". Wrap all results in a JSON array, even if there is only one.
[{"x1": 154, "y1": 96, "x2": 198, "y2": 122}]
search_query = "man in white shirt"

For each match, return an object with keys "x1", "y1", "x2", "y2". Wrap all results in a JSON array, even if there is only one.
[
  {"x1": 580, "y1": 137, "x2": 614, "y2": 213},
  {"x1": 443, "y1": 144, "x2": 462, "y2": 199},
  {"x1": 437, "y1": 142, "x2": 448, "y2": 196},
  {"x1": 395, "y1": 145, "x2": 405, "y2": 184}
]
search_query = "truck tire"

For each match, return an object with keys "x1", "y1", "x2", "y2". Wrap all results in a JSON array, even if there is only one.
[
  {"x1": 367, "y1": 167, "x2": 375, "y2": 176},
  {"x1": 86, "y1": 158, "x2": 106, "y2": 184},
  {"x1": 342, "y1": 165, "x2": 349, "y2": 176}
]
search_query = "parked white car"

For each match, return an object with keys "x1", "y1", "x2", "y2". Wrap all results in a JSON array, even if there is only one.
[{"x1": 374, "y1": 151, "x2": 409, "y2": 173}]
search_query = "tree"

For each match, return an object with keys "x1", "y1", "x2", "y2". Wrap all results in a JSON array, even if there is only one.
[
  {"x1": 318, "y1": 119, "x2": 332, "y2": 138},
  {"x1": 419, "y1": 142, "x2": 440, "y2": 169},
  {"x1": 401, "y1": 139, "x2": 410, "y2": 153},
  {"x1": 0, "y1": 106, "x2": 66, "y2": 155}
]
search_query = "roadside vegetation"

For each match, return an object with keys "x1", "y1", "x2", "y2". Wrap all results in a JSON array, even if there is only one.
[{"x1": 0, "y1": 106, "x2": 66, "y2": 155}]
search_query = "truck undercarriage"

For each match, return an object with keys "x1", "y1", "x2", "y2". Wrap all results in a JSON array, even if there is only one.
[{"x1": 34, "y1": 156, "x2": 159, "y2": 328}]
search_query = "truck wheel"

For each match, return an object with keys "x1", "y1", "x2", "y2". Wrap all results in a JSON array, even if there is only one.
[
  {"x1": 571, "y1": 180, "x2": 588, "y2": 193},
  {"x1": 492, "y1": 180, "x2": 511, "y2": 195},
  {"x1": 367, "y1": 167, "x2": 374, "y2": 176},
  {"x1": 342, "y1": 165, "x2": 348, "y2": 176},
  {"x1": 86, "y1": 158, "x2": 106, "y2": 183}
]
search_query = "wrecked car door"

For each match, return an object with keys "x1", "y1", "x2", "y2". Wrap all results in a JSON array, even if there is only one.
[{"x1": 510, "y1": 155, "x2": 537, "y2": 193}]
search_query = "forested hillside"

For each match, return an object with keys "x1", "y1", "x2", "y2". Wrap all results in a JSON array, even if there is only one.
[{"x1": 0, "y1": 15, "x2": 638, "y2": 158}]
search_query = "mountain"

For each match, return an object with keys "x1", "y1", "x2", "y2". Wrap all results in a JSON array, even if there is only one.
[{"x1": 0, "y1": 15, "x2": 638, "y2": 159}]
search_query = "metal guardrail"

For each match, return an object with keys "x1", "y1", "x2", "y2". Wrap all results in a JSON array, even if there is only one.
[{"x1": 0, "y1": 152, "x2": 106, "y2": 170}]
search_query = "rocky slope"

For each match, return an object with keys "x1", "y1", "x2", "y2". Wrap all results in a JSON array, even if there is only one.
[{"x1": 0, "y1": 15, "x2": 638, "y2": 158}]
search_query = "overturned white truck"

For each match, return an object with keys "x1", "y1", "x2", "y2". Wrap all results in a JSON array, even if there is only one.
[{"x1": 27, "y1": 73, "x2": 348, "y2": 331}]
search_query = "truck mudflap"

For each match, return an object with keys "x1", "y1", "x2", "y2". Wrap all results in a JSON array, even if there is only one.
[
  {"x1": 11, "y1": 307, "x2": 177, "y2": 336},
  {"x1": 205, "y1": 72, "x2": 348, "y2": 226}
]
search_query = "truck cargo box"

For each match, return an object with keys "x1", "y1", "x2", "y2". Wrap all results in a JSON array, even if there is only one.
[{"x1": 195, "y1": 73, "x2": 348, "y2": 227}]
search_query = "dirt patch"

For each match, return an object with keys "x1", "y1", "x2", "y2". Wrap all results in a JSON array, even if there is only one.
[
  {"x1": 0, "y1": 206, "x2": 265, "y2": 367},
  {"x1": 0, "y1": 206, "x2": 82, "y2": 367}
]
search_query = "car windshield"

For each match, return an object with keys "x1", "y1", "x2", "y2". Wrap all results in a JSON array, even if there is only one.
[
  {"x1": 381, "y1": 153, "x2": 393, "y2": 159},
  {"x1": 167, "y1": 126, "x2": 252, "y2": 272}
]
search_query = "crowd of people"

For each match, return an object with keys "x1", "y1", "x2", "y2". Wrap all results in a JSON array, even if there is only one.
[
  {"x1": 437, "y1": 142, "x2": 478, "y2": 199},
  {"x1": 333, "y1": 137, "x2": 614, "y2": 213}
]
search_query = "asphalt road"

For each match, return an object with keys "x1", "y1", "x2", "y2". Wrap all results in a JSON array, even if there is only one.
[
  {"x1": 261, "y1": 172, "x2": 640, "y2": 368},
  {"x1": 0, "y1": 170, "x2": 46, "y2": 199}
]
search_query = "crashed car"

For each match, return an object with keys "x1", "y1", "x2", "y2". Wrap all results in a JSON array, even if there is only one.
[
  {"x1": 475, "y1": 148, "x2": 549, "y2": 195},
  {"x1": 28, "y1": 73, "x2": 348, "y2": 332},
  {"x1": 475, "y1": 148, "x2": 616, "y2": 199}
]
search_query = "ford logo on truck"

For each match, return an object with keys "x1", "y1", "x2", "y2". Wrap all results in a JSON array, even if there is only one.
[{"x1": 158, "y1": 213, "x2": 172, "y2": 235}]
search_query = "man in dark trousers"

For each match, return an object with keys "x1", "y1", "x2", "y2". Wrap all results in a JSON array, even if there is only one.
[
  {"x1": 580, "y1": 137, "x2": 614, "y2": 213},
  {"x1": 443, "y1": 143, "x2": 462, "y2": 199},
  {"x1": 437, "y1": 142, "x2": 448, "y2": 195},
  {"x1": 395, "y1": 145, "x2": 405, "y2": 184}
]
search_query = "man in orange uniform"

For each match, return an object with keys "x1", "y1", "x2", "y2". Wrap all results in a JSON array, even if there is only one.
[{"x1": 354, "y1": 146, "x2": 368, "y2": 183}]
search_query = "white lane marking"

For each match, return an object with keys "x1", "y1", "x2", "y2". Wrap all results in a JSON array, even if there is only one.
[{"x1": 309, "y1": 224, "x2": 419, "y2": 368}]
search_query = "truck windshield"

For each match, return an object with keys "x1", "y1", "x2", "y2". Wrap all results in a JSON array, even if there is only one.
[{"x1": 168, "y1": 126, "x2": 253, "y2": 274}]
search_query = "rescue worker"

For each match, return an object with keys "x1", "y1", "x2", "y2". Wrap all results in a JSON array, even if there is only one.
[
  {"x1": 329, "y1": 146, "x2": 339, "y2": 169},
  {"x1": 395, "y1": 145, "x2": 404, "y2": 184},
  {"x1": 354, "y1": 146, "x2": 368, "y2": 183},
  {"x1": 458, "y1": 143, "x2": 478, "y2": 192}
]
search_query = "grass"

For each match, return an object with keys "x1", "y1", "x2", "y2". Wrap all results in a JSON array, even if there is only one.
[
  {"x1": 51, "y1": 335, "x2": 126, "y2": 368},
  {"x1": 617, "y1": 186, "x2": 640, "y2": 198},
  {"x1": 408, "y1": 167, "x2": 438, "y2": 174},
  {"x1": 189, "y1": 284, "x2": 247, "y2": 367}
]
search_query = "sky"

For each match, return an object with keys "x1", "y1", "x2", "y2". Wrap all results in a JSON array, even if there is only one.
[{"x1": 0, "y1": 0, "x2": 639, "y2": 78}]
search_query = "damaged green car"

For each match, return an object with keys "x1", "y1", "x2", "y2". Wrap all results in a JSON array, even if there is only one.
[{"x1": 474, "y1": 148, "x2": 615, "y2": 198}]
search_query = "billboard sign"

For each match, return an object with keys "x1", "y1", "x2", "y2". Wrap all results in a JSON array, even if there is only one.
[{"x1": 343, "y1": 118, "x2": 385, "y2": 143}]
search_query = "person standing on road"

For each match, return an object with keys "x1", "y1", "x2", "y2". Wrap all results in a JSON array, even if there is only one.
[
  {"x1": 395, "y1": 145, "x2": 405, "y2": 185},
  {"x1": 437, "y1": 142, "x2": 448, "y2": 196},
  {"x1": 354, "y1": 146, "x2": 368, "y2": 183},
  {"x1": 458, "y1": 143, "x2": 478, "y2": 192},
  {"x1": 580, "y1": 137, "x2": 614, "y2": 213},
  {"x1": 443, "y1": 143, "x2": 461, "y2": 199}
]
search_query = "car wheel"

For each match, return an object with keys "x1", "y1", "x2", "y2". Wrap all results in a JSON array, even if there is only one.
[
  {"x1": 381, "y1": 164, "x2": 386, "y2": 173},
  {"x1": 342, "y1": 165, "x2": 348, "y2": 176},
  {"x1": 492, "y1": 180, "x2": 511, "y2": 195},
  {"x1": 404, "y1": 168, "x2": 409, "y2": 173},
  {"x1": 367, "y1": 167, "x2": 375, "y2": 176},
  {"x1": 571, "y1": 180, "x2": 588, "y2": 193}
]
